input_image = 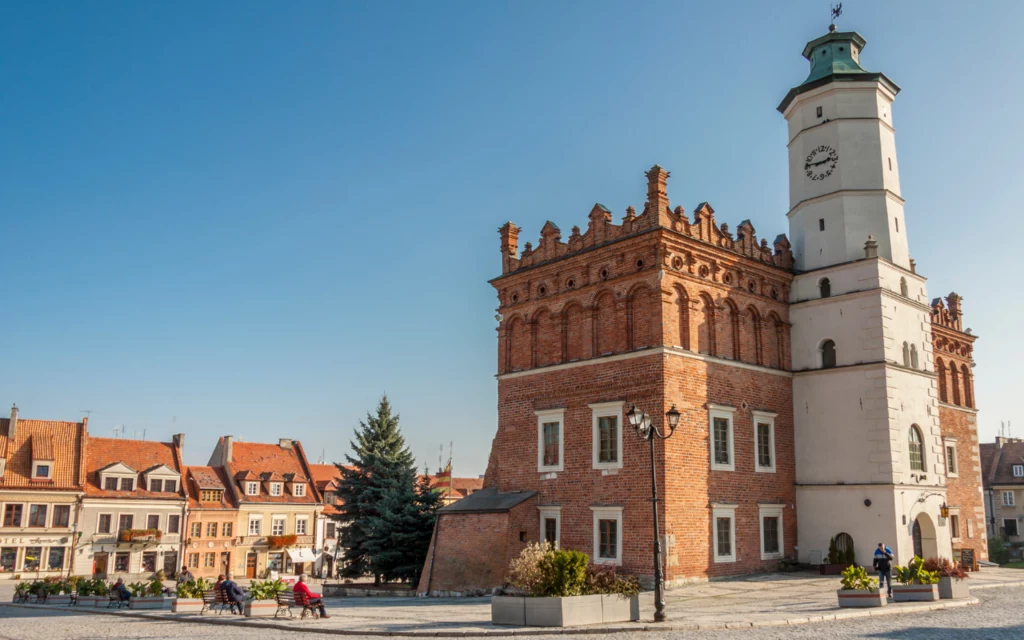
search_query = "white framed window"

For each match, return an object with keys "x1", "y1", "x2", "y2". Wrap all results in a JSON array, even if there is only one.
[
  {"x1": 32, "y1": 461, "x2": 52, "y2": 479},
  {"x1": 590, "y1": 506, "x2": 622, "y2": 565},
  {"x1": 270, "y1": 483, "x2": 283, "y2": 497},
  {"x1": 536, "y1": 409, "x2": 565, "y2": 473},
  {"x1": 752, "y1": 410, "x2": 777, "y2": 473},
  {"x1": 248, "y1": 515, "x2": 262, "y2": 536},
  {"x1": 709, "y1": 404, "x2": 736, "y2": 472},
  {"x1": 758, "y1": 504, "x2": 784, "y2": 560},
  {"x1": 538, "y1": 506, "x2": 561, "y2": 548},
  {"x1": 590, "y1": 401, "x2": 624, "y2": 471},
  {"x1": 296, "y1": 517, "x2": 308, "y2": 535},
  {"x1": 271, "y1": 516, "x2": 286, "y2": 536},
  {"x1": 293, "y1": 483, "x2": 306, "y2": 497},
  {"x1": 246, "y1": 482, "x2": 258, "y2": 496},
  {"x1": 1014, "y1": 465, "x2": 1024, "y2": 478},
  {"x1": 944, "y1": 441, "x2": 958, "y2": 478},
  {"x1": 712, "y1": 503, "x2": 737, "y2": 563},
  {"x1": 1003, "y1": 491, "x2": 1015, "y2": 507}
]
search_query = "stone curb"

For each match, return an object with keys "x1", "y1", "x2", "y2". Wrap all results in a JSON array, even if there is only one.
[{"x1": 0, "y1": 595, "x2": 984, "y2": 636}]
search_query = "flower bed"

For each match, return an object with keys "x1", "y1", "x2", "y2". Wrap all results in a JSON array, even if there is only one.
[
  {"x1": 924, "y1": 557, "x2": 970, "y2": 599},
  {"x1": 491, "y1": 543, "x2": 640, "y2": 627},
  {"x1": 266, "y1": 534, "x2": 297, "y2": 548}
]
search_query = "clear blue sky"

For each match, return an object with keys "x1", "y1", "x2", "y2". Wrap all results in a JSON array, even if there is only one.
[{"x1": 2, "y1": 2, "x2": 1021, "y2": 476}]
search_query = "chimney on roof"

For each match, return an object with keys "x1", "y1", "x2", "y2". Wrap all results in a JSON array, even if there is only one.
[
  {"x1": 224, "y1": 436, "x2": 233, "y2": 463},
  {"x1": 996, "y1": 436, "x2": 1024, "y2": 448},
  {"x1": 8, "y1": 404, "x2": 17, "y2": 440},
  {"x1": 172, "y1": 433, "x2": 185, "y2": 450},
  {"x1": 279, "y1": 438, "x2": 293, "y2": 449}
]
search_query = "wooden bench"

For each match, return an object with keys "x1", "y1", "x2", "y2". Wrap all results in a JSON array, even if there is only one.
[
  {"x1": 200, "y1": 588, "x2": 241, "y2": 615},
  {"x1": 108, "y1": 592, "x2": 129, "y2": 609},
  {"x1": 274, "y1": 591, "x2": 317, "y2": 619},
  {"x1": 12, "y1": 590, "x2": 30, "y2": 604},
  {"x1": 33, "y1": 589, "x2": 48, "y2": 604}
]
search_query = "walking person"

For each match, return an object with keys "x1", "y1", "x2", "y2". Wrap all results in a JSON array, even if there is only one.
[{"x1": 873, "y1": 542, "x2": 894, "y2": 598}]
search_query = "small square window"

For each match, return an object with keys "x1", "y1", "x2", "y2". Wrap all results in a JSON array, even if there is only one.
[
  {"x1": 34, "y1": 464, "x2": 50, "y2": 478},
  {"x1": 1014, "y1": 465, "x2": 1024, "y2": 478}
]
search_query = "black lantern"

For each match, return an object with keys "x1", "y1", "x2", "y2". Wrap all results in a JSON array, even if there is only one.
[{"x1": 940, "y1": 503, "x2": 950, "y2": 519}]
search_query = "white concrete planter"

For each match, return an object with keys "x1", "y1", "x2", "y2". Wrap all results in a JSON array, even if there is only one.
[
  {"x1": 171, "y1": 598, "x2": 203, "y2": 613},
  {"x1": 938, "y1": 577, "x2": 970, "y2": 600},
  {"x1": 492, "y1": 594, "x2": 637, "y2": 627},
  {"x1": 244, "y1": 600, "x2": 278, "y2": 618},
  {"x1": 837, "y1": 589, "x2": 886, "y2": 608},
  {"x1": 76, "y1": 595, "x2": 103, "y2": 607},
  {"x1": 46, "y1": 595, "x2": 72, "y2": 605},
  {"x1": 892, "y1": 584, "x2": 939, "y2": 602},
  {"x1": 131, "y1": 596, "x2": 166, "y2": 610}
]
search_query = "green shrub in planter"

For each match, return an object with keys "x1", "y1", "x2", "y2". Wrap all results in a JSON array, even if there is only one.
[
  {"x1": 840, "y1": 565, "x2": 878, "y2": 591},
  {"x1": 247, "y1": 579, "x2": 287, "y2": 601},
  {"x1": 894, "y1": 556, "x2": 939, "y2": 585},
  {"x1": 536, "y1": 550, "x2": 589, "y2": 597}
]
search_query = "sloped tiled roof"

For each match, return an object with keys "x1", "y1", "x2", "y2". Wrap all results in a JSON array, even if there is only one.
[
  {"x1": 85, "y1": 436, "x2": 185, "y2": 500},
  {"x1": 184, "y1": 466, "x2": 237, "y2": 510},
  {"x1": 32, "y1": 435, "x2": 55, "y2": 460},
  {"x1": 424, "y1": 475, "x2": 485, "y2": 499},
  {"x1": 222, "y1": 439, "x2": 320, "y2": 504},
  {"x1": 0, "y1": 417, "x2": 87, "y2": 490},
  {"x1": 983, "y1": 441, "x2": 1024, "y2": 487}
]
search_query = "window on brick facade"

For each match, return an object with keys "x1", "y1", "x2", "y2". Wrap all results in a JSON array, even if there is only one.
[
  {"x1": 1015, "y1": 465, "x2": 1024, "y2": 478},
  {"x1": 759, "y1": 505, "x2": 784, "y2": 559},
  {"x1": 539, "y1": 506, "x2": 561, "y2": 548},
  {"x1": 909, "y1": 426, "x2": 925, "y2": 472},
  {"x1": 591, "y1": 402, "x2": 624, "y2": 470},
  {"x1": 950, "y1": 514, "x2": 960, "y2": 541},
  {"x1": 1004, "y1": 518, "x2": 1019, "y2": 537},
  {"x1": 754, "y1": 411, "x2": 776, "y2": 473},
  {"x1": 591, "y1": 507, "x2": 622, "y2": 565},
  {"x1": 821, "y1": 340, "x2": 837, "y2": 369},
  {"x1": 712, "y1": 504, "x2": 737, "y2": 563},
  {"x1": 1003, "y1": 491, "x2": 1015, "y2": 507},
  {"x1": 819, "y1": 277, "x2": 831, "y2": 298},
  {"x1": 945, "y1": 444, "x2": 958, "y2": 477},
  {"x1": 709, "y1": 405, "x2": 735, "y2": 472},
  {"x1": 536, "y1": 409, "x2": 565, "y2": 473}
]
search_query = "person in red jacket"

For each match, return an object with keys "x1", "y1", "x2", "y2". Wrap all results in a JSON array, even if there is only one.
[{"x1": 293, "y1": 574, "x2": 330, "y2": 618}]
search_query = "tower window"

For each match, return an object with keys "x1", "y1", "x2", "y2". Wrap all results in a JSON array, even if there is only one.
[
  {"x1": 895, "y1": 218, "x2": 899, "y2": 232},
  {"x1": 889, "y1": 158, "x2": 893, "y2": 171},
  {"x1": 819, "y1": 219, "x2": 825, "y2": 231},
  {"x1": 816, "y1": 106, "x2": 822, "y2": 118},
  {"x1": 821, "y1": 340, "x2": 837, "y2": 369},
  {"x1": 819, "y1": 278, "x2": 831, "y2": 298}
]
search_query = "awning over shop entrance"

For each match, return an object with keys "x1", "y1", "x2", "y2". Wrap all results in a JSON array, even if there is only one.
[{"x1": 286, "y1": 548, "x2": 320, "y2": 564}]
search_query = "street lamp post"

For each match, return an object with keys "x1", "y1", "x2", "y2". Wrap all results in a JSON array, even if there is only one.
[{"x1": 627, "y1": 403, "x2": 681, "y2": 623}]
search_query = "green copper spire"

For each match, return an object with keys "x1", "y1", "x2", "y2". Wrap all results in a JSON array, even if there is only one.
[{"x1": 778, "y1": 26, "x2": 899, "y2": 113}]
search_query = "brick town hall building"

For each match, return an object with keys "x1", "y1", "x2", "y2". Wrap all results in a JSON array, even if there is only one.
[{"x1": 418, "y1": 26, "x2": 985, "y2": 594}]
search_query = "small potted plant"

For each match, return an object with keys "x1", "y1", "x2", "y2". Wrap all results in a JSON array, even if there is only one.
[
  {"x1": 820, "y1": 537, "x2": 856, "y2": 575},
  {"x1": 924, "y1": 557, "x2": 969, "y2": 599},
  {"x1": 837, "y1": 565, "x2": 886, "y2": 608},
  {"x1": 244, "y1": 579, "x2": 286, "y2": 617},
  {"x1": 171, "y1": 578, "x2": 209, "y2": 613},
  {"x1": 130, "y1": 579, "x2": 167, "y2": 610},
  {"x1": 892, "y1": 556, "x2": 939, "y2": 602}
]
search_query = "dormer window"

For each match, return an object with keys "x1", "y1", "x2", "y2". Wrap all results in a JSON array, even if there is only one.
[
  {"x1": 201, "y1": 489, "x2": 224, "y2": 503},
  {"x1": 164, "y1": 479, "x2": 177, "y2": 493},
  {"x1": 1014, "y1": 465, "x2": 1024, "y2": 478},
  {"x1": 121, "y1": 478, "x2": 134, "y2": 491},
  {"x1": 246, "y1": 482, "x2": 258, "y2": 496},
  {"x1": 293, "y1": 483, "x2": 306, "y2": 497},
  {"x1": 270, "y1": 483, "x2": 283, "y2": 497},
  {"x1": 105, "y1": 477, "x2": 118, "y2": 491},
  {"x1": 150, "y1": 479, "x2": 163, "y2": 492},
  {"x1": 33, "y1": 462, "x2": 51, "y2": 479}
]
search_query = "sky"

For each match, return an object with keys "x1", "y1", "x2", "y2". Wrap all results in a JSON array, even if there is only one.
[{"x1": 1, "y1": 1, "x2": 1021, "y2": 477}]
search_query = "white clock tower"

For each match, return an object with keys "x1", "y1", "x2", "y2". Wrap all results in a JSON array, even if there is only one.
[{"x1": 780, "y1": 27, "x2": 951, "y2": 567}]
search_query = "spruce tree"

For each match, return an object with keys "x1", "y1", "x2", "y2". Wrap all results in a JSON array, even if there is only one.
[{"x1": 335, "y1": 395, "x2": 419, "y2": 584}]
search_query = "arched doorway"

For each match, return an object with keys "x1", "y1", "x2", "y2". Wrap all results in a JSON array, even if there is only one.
[{"x1": 913, "y1": 514, "x2": 938, "y2": 559}]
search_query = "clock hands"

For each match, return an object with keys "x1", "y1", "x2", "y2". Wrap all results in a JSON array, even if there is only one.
[{"x1": 805, "y1": 158, "x2": 832, "y2": 169}]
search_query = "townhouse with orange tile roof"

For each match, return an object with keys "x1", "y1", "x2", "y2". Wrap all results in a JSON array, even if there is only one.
[
  {"x1": 308, "y1": 463, "x2": 346, "y2": 578},
  {"x1": 0, "y1": 405, "x2": 88, "y2": 578},
  {"x1": 73, "y1": 434, "x2": 187, "y2": 580},
  {"x1": 207, "y1": 437, "x2": 321, "y2": 579},
  {"x1": 180, "y1": 465, "x2": 240, "y2": 579}
]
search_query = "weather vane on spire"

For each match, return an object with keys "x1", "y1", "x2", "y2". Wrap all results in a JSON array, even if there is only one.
[{"x1": 830, "y1": 3, "x2": 843, "y2": 31}]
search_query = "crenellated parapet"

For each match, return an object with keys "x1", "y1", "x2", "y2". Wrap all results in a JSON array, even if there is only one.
[
  {"x1": 498, "y1": 165, "x2": 793, "y2": 275},
  {"x1": 930, "y1": 292, "x2": 966, "y2": 333}
]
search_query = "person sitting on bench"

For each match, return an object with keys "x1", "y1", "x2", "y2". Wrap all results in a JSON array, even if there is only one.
[{"x1": 292, "y1": 574, "x2": 329, "y2": 619}]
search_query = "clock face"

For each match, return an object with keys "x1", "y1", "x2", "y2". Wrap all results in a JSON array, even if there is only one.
[{"x1": 804, "y1": 145, "x2": 839, "y2": 181}]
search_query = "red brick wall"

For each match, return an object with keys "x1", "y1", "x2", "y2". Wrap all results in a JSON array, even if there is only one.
[{"x1": 939, "y1": 405, "x2": 988, "y2": 561}]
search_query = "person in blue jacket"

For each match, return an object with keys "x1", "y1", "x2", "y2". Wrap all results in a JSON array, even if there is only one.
[{"x1": 873, "y1": 542, "x2": 895, "y2": 597}]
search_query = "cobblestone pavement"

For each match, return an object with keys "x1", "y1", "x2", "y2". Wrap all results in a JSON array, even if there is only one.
[{"x1": 0, "y1": 586, "x2": 1022, "y2": 639}]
